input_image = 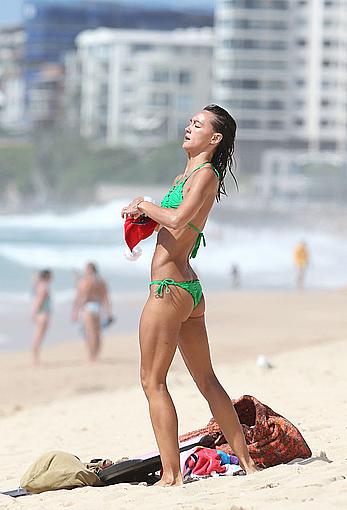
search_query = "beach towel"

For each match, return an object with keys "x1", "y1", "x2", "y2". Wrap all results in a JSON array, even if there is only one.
[
  {"x1": 179, "y1": 395, "x2": 312, "y2": 468},
  {"x1": 20, "y1": 451, "x2": 106, "y2": 493}
]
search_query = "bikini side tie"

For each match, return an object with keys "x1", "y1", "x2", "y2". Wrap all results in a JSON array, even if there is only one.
[
  {"x1": 152, "y1": 278, "x2": 175, "y2": 297},
  {"x1": 188, "y1": 223, "x2": 206, "y2": 259}
]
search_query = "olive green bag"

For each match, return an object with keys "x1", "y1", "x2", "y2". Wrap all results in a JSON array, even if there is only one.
[{"x1": 20, "y1": 451, "x2": 106, "y2": 493}]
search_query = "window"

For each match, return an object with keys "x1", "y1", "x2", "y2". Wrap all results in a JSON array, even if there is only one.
[
  {"x1": 266, "y1": 80, "x2": 286, "y2": 90},
  {"x1": 224, "y1": 19, "x2": 287, "y2": 30},
  {"x1": 295, "y1": 78, "x2": 305, "y2": 86},
  {"x1": 296, "y1": 39, "x2": 307, "y2": 47},
  {"x1": 268, "y1": 120, "x2": 284, "y2": 129},
  {"x1": 322, "y1": 59, "x2": 336, "y2": 67},
  {"x1": 151, "y1": 68, "x2": 169, "y2": 83},
  {"x1": 320, "y1": 119, "x2": 334, "y2": 127},
  {"x1": 294, "y1": 99, "x2": 305, "y2": 108},
  {"x1": 321, "y1": 99, "x2": 331, "y2": 107},
  {"x1": 178, "y1": 70, "x2": 191, "y2": 84},
  {"x1": 323, "y1": 39, "x2": 336, "y2": 47},
  {"x1": 131, "y1": 44, "x2": 153, "y2": 52},
  {"x1": 320, "y1": 141, "x2": 336, "y2": 150},
  {"x1": 149, "y1": 92, "x2": 170, "y2": 106},
  {"x1": 230, "y1": 60, "x2": 286, "y2": 70},
  {"x1": 222, "y1": 39, "x2": 286, "y2": 50},
  {"x1": 268, "y1": 100, "x2": 285, "y2": 110},
  {"x1": 223, "y1": 0, "x2": 288, "y2": 8},
  {"x1": 177, "y1": 95, "x2": 192, "y2": 110},
  {"x1": 220, "y1": 79, "x2": 260, "y2": 89},
  {"x1": 243, "y1": 79, "x2": 260, "y2": 89},
  {"x1": 294, "y1": 118, "x2": 304, "y2": 126},
  {"x1": 239, "y1": 119, "x2": 261, "y2": 129}
]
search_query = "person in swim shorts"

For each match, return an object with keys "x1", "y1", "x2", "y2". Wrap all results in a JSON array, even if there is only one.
[
  {"x1": 72, "y1": 262, "x2": 113, "y2": 362},
  {"x1": 121, "y1": 104, "x2": 257, "y2": 485},
  {"x1": 31, "y1": 269, "x2": 53, "y2": 366}
]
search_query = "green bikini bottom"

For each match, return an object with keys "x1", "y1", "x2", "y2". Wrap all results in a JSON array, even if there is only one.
[{"x1": 149, "y1": 278, "x2": 203, "y2": 308}]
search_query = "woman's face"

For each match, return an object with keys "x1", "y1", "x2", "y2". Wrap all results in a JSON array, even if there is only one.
[{"x1": 182, "y1": 110, "x2": 217, "y2": 154}]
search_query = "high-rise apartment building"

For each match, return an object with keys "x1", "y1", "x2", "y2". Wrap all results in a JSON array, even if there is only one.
[
  {"x1": 214, "y1": 0, "x2": 347, "y2": 172},
  {"x1": 70, "y1": 28, "x2": 213, "y2": 146},
  {"x1": 22, "y1": 0, "x2": 213, "y2": 127},
  {"x1": 289, "y1": 0, "x2": 347, "y2": 152},
  {"x1": 0, "y1": 26, "x2": 26, "y2": 132}
]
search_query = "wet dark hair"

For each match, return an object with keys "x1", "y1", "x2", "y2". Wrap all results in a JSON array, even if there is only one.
[
  {"x1": 39, "y1": 269, "x2": 52, "y2": 280},
  {"x1": 203, "y1": 104, "x2": 238, "y2": 201}
]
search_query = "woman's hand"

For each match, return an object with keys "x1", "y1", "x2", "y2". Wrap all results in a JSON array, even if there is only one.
[
  {"x1": 121, "y1": 196, "x2": 144, "y2": 219},
  {"x1": 121, "y1": 205, "x2": 140, "y2": 219}
]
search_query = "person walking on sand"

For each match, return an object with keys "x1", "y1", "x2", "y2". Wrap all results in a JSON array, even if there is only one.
[
  {"x1": 294, "y1": 240, "x2": 309, "y2": 290},
  {"x1": 121, "y1": 104, "x2": 257, "y2": 486},
  {"x1": 31, "y1": 269, "x2": 53, "y2": 366},
  {"x1": 72, "y1": 262, "x2": 113, "y2": 363}
]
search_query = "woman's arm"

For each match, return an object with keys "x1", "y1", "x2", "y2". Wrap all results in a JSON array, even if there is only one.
[{"x1": 123, "y1": 170, "x2": 217, "y2": 229}]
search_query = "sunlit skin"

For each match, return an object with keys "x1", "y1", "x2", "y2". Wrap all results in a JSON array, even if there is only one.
[
  {"x1": 122, "y1": 110, "x2": 257, "y2": 486},
  {"x1": 31, "y1": 273, "x2": 52, "y2": 367},
  {"x1": 71, "y1": 263, "x2": 112, "y2": 363}
]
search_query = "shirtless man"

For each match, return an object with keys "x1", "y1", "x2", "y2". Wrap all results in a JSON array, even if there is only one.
[{"x1": 72, "y1": 262, "x2": 113, "y2": 362}]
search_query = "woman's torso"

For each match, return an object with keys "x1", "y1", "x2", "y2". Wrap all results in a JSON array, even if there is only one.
[
  {"x1": 151, "y1": 167, "x2": 217, "y2": 281},
  {"x1": 36, "y1": 282, "x2": 51, "y2": 315}
]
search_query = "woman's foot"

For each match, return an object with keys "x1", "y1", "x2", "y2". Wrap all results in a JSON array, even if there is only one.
[
  {"x1": 241, "y1": 460, "x2": 259, "y2": 474},
  {"x1": 154, "y1": 474, "x2": 183, "y2": 487}
]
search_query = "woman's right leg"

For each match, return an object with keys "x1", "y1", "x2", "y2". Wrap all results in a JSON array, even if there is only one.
[
  {"x1": 32, "y1": 313, "x2": 49, "y2": 366},
  {"x1": 139, "y1": 288, "x2": 193, "y2": 486},
  {"x1": 178, "y1": 297, "x2": 257, "y2": 474}
]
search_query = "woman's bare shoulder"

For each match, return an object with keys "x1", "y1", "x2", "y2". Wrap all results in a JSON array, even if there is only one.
[{"x1": 191, "y1": 164, "x2": 218, "y2": 188}]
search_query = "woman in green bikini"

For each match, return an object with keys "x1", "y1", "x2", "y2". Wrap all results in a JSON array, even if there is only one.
[{"x1": 121, "y1": 104, "x2": 257, "y2": 485}]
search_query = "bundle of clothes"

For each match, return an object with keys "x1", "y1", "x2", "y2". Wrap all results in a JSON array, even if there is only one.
[{"x1": 180, "y1": 446, "x2": 243, "y2": 479}]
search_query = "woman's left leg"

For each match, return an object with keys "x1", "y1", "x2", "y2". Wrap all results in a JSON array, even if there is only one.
[
  {"x1": 139, "y1": 287, "x2": 193, "y2": 486},
  {"x1": 178, "y1": 297, "x2": 257, "y2": 474},
  {"x1": 32, "y1": 313, "x2": 49, "y2": 366}
]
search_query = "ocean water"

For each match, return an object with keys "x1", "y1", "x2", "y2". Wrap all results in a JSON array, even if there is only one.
[{"x1": 0, "y1": 198, "x2": 346, "y2": 349}]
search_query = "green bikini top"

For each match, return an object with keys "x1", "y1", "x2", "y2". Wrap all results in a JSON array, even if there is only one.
[{"x1": 161, "y1": 161, "x2": 219, "y2": 258}]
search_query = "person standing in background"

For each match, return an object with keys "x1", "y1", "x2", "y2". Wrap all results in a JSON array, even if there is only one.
[
  {"x1": 31, "y1": 269, "x2": 53, "y2": 366},
  {"x1": 72, "y1": 262, "x2": 113, "y2": 363},
  {"x1": 230, "y1": 264, "x2": 241, "y2": 288},
  {"x1": 294, "y1": 240, "x2": 309, "y2": 290}
]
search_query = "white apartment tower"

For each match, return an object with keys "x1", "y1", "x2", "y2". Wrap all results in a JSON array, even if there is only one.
[
  {"x1": 73, "y1": 28, "x2": 213, "y2": 147},
  {"x1": 289, "y1": 0, "x2": 347, "y2": 152},
  {"x1": 0, "y1": 27, "x2": 26, "y2": 132},
  {"x1": 214, "y1": 0, "x2": 347, "y2": 170}
]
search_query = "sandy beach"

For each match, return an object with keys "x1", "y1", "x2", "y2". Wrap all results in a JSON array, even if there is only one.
[{"x1": 0, "y1": 289, "x2": 346, "y2": 509}]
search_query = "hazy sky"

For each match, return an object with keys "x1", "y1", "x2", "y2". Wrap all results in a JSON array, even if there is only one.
[{"x1": 0, "y1": 0, "x2": 214, "y2": 26}]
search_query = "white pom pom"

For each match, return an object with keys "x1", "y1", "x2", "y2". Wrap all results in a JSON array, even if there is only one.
[
  {"x1": 143, "y1": 196, "x2": 155, "y2": 204},
  {"x1": 123, "y1": 246, "x2": 142, "y2": 261}
]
